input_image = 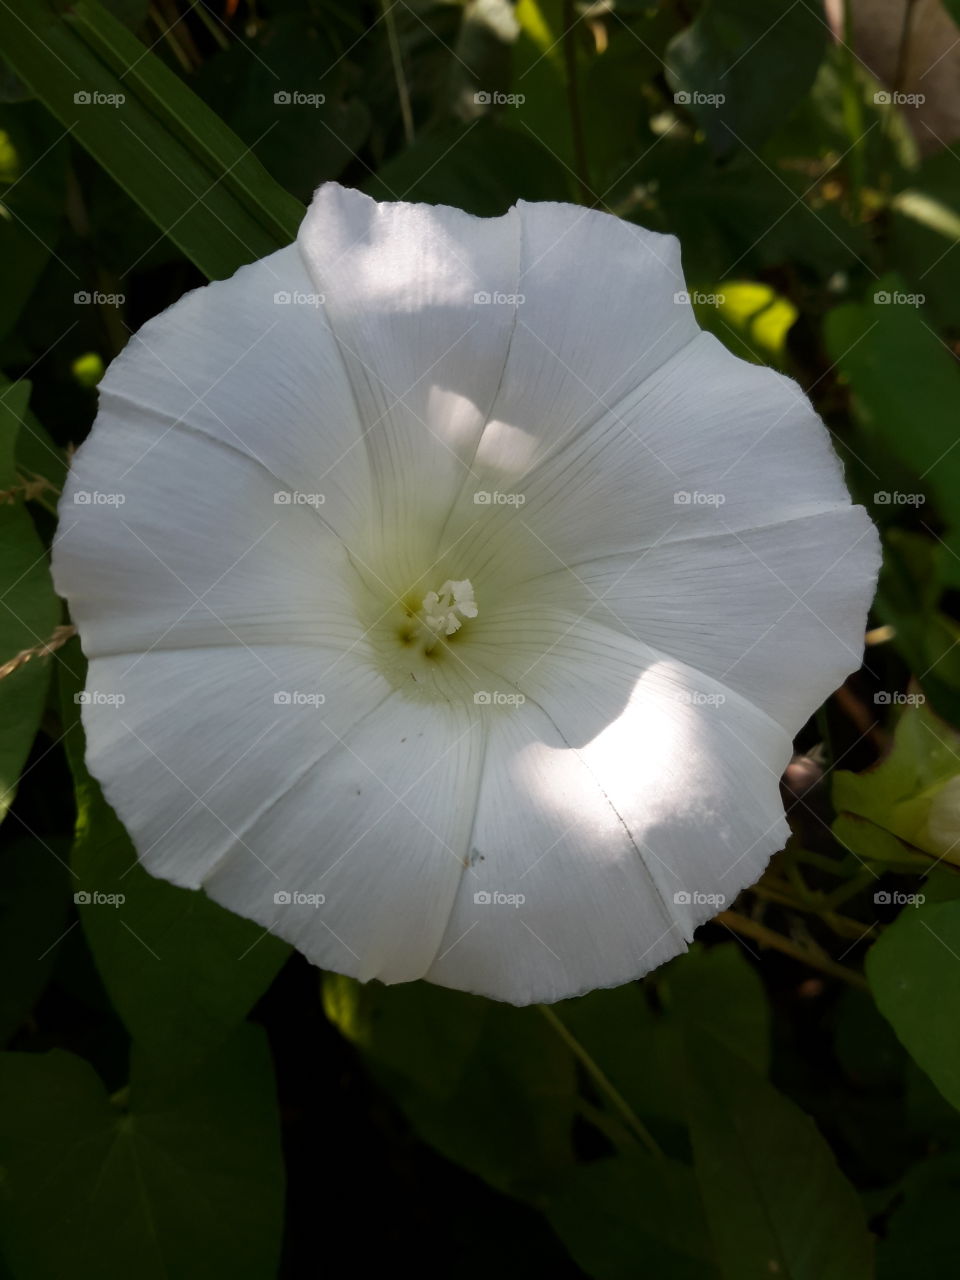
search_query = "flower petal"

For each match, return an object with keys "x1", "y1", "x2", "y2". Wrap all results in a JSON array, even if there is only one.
[
  {"x1": 81, "y1": 645, "x2": 392, "y2": 886},
  {"x1": 201, "y1": 696, "x2": 485, "y2": 984},
  {"x1": 297, "y1": 184, "x2": 521, "y2": 575},
  {"x1": 527, "y1": 507, "x2": 880, "y2": 731},
  {"x1": 82, "y1": 243, "x2": 372, "y2": 538},
  {"x1": 426, "y1": 626, "x2": 791, "y2": 1004},
  {"x1": 468, "y1": 200, "x2": 698, "y2": 482},
  {"x1": 440, "y1": 331, "x2": 862, "y2": 589},
  {"x1": 54, "y1": 417, "x2": 362, "y2": 657},
  {"x1": 52, "y1": 241, "x2": 382, "y2": 657}
]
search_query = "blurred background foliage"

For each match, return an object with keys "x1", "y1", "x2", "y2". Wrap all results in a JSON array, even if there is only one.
[{"x1": 1, "y1": 0, "x2": 960, "y2": 1275}]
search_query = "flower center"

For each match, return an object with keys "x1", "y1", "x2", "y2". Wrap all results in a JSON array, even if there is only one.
[{"x1": 413, "y1": 578, "x2": 478, "y2": 651}]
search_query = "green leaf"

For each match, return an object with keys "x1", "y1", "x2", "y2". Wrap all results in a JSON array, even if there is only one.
[
  {"x1": 323, "y1": 974, "x2": 577, "y2": 1195},
  {"x1": 0, "y1": 377, "x2": 60, "y2": 826},
  {"x1": 832, "y1": 812, "x2": 929, "y2": 871},
  {"x1": 0, "y1": 103, "x2": 68, "y2": 342},
  {"x1": 879, "y1": 1152, "x2": 960, "y2": 1279},
  {"x1": 833, "y1": 987, "x2": 906, "y2": 1090},
  {"x1": 693, "y1": 281, "x2": 798, "y2": 368},
  {"x1": 543, "y1": 1152, "x2": 719, "y2": 1280},
  {"x1": 824, "y1": 276, "x2": 960, "y2": 524},
  {"x1": 891, "y1": 169, "x2": 960, "y2": 331},
  {"x1": 192, "y1": 14, "x2": 372, "y2": 205},
  {"x1": 363, "y1": 119, "x2": 569, "y2": 214},
  {"x1": 12, "y1": 390, "x2": 67, "y2": 499},
  {"x1": 554, "y1": 943, "x2": 770, "y2": 1138},
  {"x1": 868, "y1": 897, "x2": 960, "y2": 1114},
  {"x1": 650, "y1": 140, "x2": 869, "y2": 280},
  {"x1": 0, "y1": 0, "x2": 302, "y2": 280},
  {"x1": 553, "y1": 982, "x2": 681, "y2": 1129},
  {"x1": 58, "y1": 639, "x2": 289, "y2": 1074},
  {"x1": 872, "y1": 531, "x2": 960, "y2": 725},
  {"x1": 679, "y1": 1031, "x2": 874, "y2": 1280},
  {"x1": 0, "y1": 1025, "x2": 284, "y2": 1279},
  {"x1": 833, "y1": 701, "x2": 960, "y2": 866},
  {"x1": 510, "y1": 0, "x2": 669, "y2": 189},
  {"x1": 0, "y1": 836, "x2": 72, "y2": 1043},
  {"x1": 661, "y1": 942, "x2": 771, "y2": 1074},
  {"x1": 665, "y1": 0, "x2": 826, "y2": 155}
]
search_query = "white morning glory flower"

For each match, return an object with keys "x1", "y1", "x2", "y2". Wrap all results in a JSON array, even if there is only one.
[{"x1": 53, "y1": 183, "x2": 880, "y2": 1005}]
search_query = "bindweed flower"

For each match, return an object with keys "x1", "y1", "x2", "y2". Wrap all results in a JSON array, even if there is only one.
[{"x1": 53, "y1": 184, "x2": 880, "y2": 1005}]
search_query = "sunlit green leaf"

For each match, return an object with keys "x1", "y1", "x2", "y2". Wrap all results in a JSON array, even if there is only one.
[{"x1": 834, "y1": 701, "x2": 960, "y2": 866}]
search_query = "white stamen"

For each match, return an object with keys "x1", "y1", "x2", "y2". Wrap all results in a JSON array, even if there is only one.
[{"x1": 417, "y1": 578, "x2": 478, "y2": 644}]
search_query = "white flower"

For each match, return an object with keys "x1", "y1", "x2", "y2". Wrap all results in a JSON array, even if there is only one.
[{"x1": 53, "y1": 184, "x2": 880, "y2": 1005}]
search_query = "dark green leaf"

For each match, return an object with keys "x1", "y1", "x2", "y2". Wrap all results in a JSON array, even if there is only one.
[
  {"x1": 879, "y1": 1152, "x2": 960, "y2": 1279},
  {"x1": 323, "y1": 974, "x2": 577, "y2": 1195},
  {"x1": 868, "y1": 897, "x2": 960, "y2": 1113},
  {"x1": 0, "y1": 0, "x2": 302, "y2": 280},
  {"x1": 824, "y1": 276, "x2": 960, "y2": 526},
  {"x1": 679, "y1": 1031, "x2": 874, "y2": 1280},
  {"x1": 0, "y1": 836, "x2": 72, "y2": 1043},
  {"x1": 544, "y1": 1152, "x2": 719, "y2": 1280},
  {"x1": 0, "y1": 103, "x2": 68, "y2": 341},
  {"x1": 363, "y1": 119, "x2": 570, "y2": 214},
  {"x1": 0, "y1": 1025, "x2": 284, "y2": 1279},
  {"x1": 665, "y1": 0, "x2": 826, "y2": 155},
  {"x1": 661, "y1": 942, "x2": 771, "y2": 1074},
  {"x1": 0, "y1": 377, "x2": 60, "y2": 825}
]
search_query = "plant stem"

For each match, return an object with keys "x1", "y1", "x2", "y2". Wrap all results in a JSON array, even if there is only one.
[
  {"x1": 382, "y1": 0, "x2": 414, "y2": 146},
  {"x1": 716, "y1": 911, "x2": 870, "y2": 989},
  {"x1": 562, "y1": 0, "x2": 592, "y2": 205},
  {"x1": 538, "y1": 1004, "x2": 663, "y2": 1156}
]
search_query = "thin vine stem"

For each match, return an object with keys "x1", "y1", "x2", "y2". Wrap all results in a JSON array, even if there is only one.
[
  {"x1": 538, "y1": 1004, "x2": 663, "y2": 1157},
  {"x1": 562, "y1": 0, "x2": 593, "y2": 205}
]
